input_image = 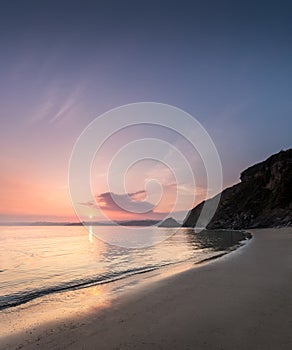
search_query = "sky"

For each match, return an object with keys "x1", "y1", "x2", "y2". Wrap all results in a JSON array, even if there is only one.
[{"x1": 0, "y1": 0, "x2": 291, "y2": 222}]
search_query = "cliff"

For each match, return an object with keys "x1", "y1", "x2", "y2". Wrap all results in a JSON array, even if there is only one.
[{"x1": 183, "y1": 149, "x2": 292, "y2": 229}]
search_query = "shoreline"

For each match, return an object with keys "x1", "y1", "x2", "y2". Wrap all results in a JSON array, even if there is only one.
[
  {"x1": 0, "y1": 229, "x2": 251, "y2": 312},
  {"x1": 1, "y1": 228, "x2": 291, "y2": 349}
]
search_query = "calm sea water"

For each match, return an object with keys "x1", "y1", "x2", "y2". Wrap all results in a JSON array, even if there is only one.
[{"x1": 0, "y1": 226, "x2": 249, "y2": 310}]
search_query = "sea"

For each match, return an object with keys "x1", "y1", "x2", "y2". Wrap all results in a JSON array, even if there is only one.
[{"x1": 0, "y1": 225, "x2": 250, "y2": 310}]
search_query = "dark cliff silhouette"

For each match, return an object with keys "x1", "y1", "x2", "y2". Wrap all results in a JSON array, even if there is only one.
[{"x1": 183, "y1": 149, "x2": 292, "y2": 229}]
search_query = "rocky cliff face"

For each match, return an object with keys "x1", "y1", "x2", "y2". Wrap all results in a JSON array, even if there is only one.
[{"x1": 183, "y1": 149, "x2": 292, "y2": 229}]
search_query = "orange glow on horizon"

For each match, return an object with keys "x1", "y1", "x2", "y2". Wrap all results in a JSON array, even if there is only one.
[{"x1": 0, "y1": 161, "x2": 208, "y2": 223}]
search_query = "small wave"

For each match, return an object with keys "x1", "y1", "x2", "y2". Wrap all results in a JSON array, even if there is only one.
[{"x1": 0, "y1": 265, "x2": 162, "y2": 310}]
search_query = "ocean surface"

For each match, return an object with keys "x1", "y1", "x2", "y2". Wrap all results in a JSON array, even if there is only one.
[{"x1": 0, "y1": 226, "x2": 249, "y2": 310}]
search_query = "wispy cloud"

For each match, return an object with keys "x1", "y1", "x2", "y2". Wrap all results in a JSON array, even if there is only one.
[{"x1": 30, "y1": 85, "x2": 83, "y2": 124}]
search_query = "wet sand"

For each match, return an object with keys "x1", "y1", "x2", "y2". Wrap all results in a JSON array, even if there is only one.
[{"x1": 1, "y1": 228, "x2": 292, "y2": 350}]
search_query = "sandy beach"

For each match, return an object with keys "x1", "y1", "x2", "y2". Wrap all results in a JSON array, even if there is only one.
[{"x1": 1, "y1": 227, "x2": 292, "y2": 350}]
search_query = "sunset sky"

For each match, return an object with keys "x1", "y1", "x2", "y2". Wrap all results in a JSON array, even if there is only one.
[{"x1": 0, "y1": 0, "x2": 291, "y2": 222}]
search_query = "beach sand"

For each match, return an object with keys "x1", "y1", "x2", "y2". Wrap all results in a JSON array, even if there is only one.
[{"x1": 1, "y1": 228, "x2": 292, "y2": 349}]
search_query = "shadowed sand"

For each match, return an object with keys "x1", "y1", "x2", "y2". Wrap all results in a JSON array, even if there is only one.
[{"x1": 1, "y1": 228, "x2": 292, "y2": 349}]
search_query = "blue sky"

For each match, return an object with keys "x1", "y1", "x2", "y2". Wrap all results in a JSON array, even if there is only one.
[{"x1": 0, "y1": 0, "x2": 291, "y2": 221}]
